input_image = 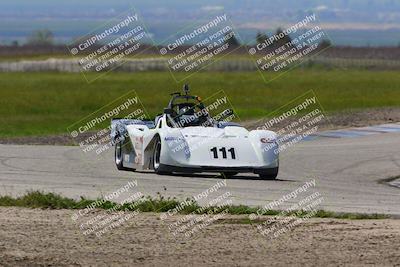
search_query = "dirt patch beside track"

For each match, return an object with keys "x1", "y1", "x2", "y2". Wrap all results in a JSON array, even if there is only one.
[
  {"x1": 244, "y1": 107, "x2": 400, "y2": 131},
  {"x1": 0, "y1": 207, "x2": 399, "y2": 266}
]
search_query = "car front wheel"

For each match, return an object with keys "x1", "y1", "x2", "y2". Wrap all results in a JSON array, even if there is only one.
[
  {"x1": 153, "y1": 136, "x2": 171, "y2": 175},
  {"x1": 257, "y1": 167, "x2": 278, "y2": 180}
]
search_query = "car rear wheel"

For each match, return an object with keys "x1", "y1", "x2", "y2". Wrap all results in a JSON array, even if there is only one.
[{"x1": 153, "y1": 136, "x2": 171, "y2": 175}]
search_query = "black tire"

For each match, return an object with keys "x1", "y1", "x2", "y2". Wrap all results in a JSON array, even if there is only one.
[
  {"x1": 221, "y1": 172, "x2": 239, "y2": 178},
  {"x1": 153, "y1": 135, "x2": 171, "y2": 175},
  {"x1": 115, "y1": 137, "x2": 134, "y2": 171},
  {"x1": 258, "y1": 167, "x2": 278, "y2": 180}
]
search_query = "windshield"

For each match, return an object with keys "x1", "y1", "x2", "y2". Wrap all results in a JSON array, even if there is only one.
[{"x1": 167, "y1": 102, "x2": 212, "y2": 128}]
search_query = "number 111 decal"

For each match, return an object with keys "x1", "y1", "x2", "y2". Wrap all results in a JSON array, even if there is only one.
[{"x1": 210, "y1": 147, "x2": 236, "y2": 159}]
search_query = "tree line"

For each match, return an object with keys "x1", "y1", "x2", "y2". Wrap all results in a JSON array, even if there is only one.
[{"x1": 10, "y1": 29, "x2": 331, "y2": 48}]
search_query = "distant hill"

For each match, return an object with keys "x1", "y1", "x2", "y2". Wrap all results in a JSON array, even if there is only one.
[{"x1": 1, "y1": 0, "x2": 400, "y2": 46}]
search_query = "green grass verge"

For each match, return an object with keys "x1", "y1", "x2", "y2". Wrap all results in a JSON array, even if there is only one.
[
  {"x1": 0, "y1": 191, "x2": 388, "y2": 220},
  {"x1": 1, "y1": 70, "x2": 400, "y2": 137}
]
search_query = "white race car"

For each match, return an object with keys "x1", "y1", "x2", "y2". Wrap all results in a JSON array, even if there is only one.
[{"x1": 111, "y1": 85, "x2": 279, "y2": 179}]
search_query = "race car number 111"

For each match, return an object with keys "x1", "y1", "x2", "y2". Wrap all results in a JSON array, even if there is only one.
[{"x1": 210, "y1": 147, "x2": 236, "y2": 159}]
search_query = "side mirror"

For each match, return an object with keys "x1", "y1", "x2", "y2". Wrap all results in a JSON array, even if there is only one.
[{"x1": 164, "y1": 108, "x2": 173, "y2": 115}]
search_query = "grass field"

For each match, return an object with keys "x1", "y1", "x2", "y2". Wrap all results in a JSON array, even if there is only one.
[
  {"x1": 0, "y1": 191, "x2": 387, "y2": 219},
  {"x1": 0, "y1": 70, "x2": 400, "y2": 137}
]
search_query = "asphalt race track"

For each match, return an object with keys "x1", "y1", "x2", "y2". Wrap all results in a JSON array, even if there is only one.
[{"x1": 0, "y1": 131, "x2": 399, "y2": 215}]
